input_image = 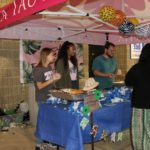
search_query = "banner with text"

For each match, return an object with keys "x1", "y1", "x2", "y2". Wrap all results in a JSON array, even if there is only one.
[{"x1": 0, "y1": 0, "x2": 66, "y2": 29}]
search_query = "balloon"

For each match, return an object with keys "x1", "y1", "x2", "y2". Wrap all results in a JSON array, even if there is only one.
[
  {"x1": 118, "y1": 20, "x2": 135, "y2": 36},
  {"x1": 128, "y1": 18, "x2": 139, "y2": 26},
  {"x1": 99, "y1": 5, "x2": 115, "y2": 22},
  {"x1": 110, "y1": 10, "x2": 126, "y2": 26}
]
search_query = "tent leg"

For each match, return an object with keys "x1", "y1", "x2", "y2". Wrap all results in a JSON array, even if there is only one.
[
  {"x1": 57, "y1": 145, "x2": 59, "y2": 150},
  {"x1": 90, "y1": 112, "x2": 94, "y2": 150}
]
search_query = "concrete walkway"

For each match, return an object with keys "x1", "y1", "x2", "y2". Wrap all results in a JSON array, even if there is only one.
[{"x1": 0, "y1": 126, "x2": 132, "y2": 150}]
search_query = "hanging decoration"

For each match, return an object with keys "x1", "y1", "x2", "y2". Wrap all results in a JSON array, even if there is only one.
[
  {"x1": 100, "y1": 129, "x2": 108, "y2": 141},
  {"x1": 110, "y1": 10, "x2": 126, "y2": 26},
  {"x1": 90, "y1": 124, "x2": 98, "y2": 137},
  {"x1": 82, "y1": 105, "x2": 90, "y2": 116},
  {"x1": 99, "y1": 5, "x2": 115, "y2": 22},
  {"x1": 134, "y1": 25, "x2": 150, "y2": 38},
  {"x1": 94, "y1": 90, "x2": 102, "y2": 101},
  {"x1": 118, "y1": 20, "x2": 135, "y2": 36},
  {"x1": 98, "y1": 5, "x2": 150, "y2": 38},
  {"x1": 128, "y1": 18, "x2": 139, "y2": 26}
]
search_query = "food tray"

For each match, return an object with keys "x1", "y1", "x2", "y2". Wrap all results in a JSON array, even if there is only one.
[{"x1": 49, "y1": 90, "x2": 85, "y2": 101}]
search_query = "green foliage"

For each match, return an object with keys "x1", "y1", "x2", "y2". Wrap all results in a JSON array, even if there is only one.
[
  {"x1": 76, "y1": 44, "x2": 84, "y2": 79},
  {"x1": 22, "y1": 61, "x2": 34, "y2": 83},
  {"x1": 0, "y1": 119, "x2": 4, "y2": 127},
  {"x1": 23, "y1": 40, "x2": 41, "y2": 55}
]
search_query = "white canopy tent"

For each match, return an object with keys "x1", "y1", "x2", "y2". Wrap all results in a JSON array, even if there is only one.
[{"x1": 1, "y1": 0, "x2": 150, "y2": 45}]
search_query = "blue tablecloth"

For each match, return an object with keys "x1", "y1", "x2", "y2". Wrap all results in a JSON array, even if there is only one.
[{"x1": 35, "y1": 102, "x2": 132, "y2": 150}]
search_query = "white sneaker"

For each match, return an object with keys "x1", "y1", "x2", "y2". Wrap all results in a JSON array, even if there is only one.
[
  {"x1": 35, "y1": 144, "x2": 44, "y2": 150},
  {"x1": 43, "y1": 143, "x2": 57, "y2": 149}
]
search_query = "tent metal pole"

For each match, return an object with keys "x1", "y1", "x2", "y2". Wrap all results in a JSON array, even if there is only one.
[
  {"x1": 66, "y1": 5, "x2": 87, "y2": 16},
  {"x1": 135, "y1": 22, "x2": 150, "y2": 28},
  {"x1": 139, "y1": 20, "x2": 150, "y2": 24},
  {"x1": 87, "y1": 24, "x2": 104, "y2": 30},
  {"x1": 39, "y1": 11, "x2": 86, "y2": 17},
  {"x1": 61, "y1": 29, "x2": 85, "y2": 39},
  {"x1": 127, "y1": 15, "x2": 150, "y2": 19},
  {"x1": 106, "y1": 33, "x2": 109, "y2": 41},
  {"x1": 88, "y1": 15, "x2": 117, "y2": 29},
  {"x1": 87, "y1": 29, "x2": 119, "y2": 33},
  {"x1": 66, "y1": 5, "x2": 117, "y2": 30},
  {"x1": 121, "y1": 0, "x2": 125, "y2": 12},
  {"x1": 90, "y1": 112, "x2": 94, "y2": 150}
]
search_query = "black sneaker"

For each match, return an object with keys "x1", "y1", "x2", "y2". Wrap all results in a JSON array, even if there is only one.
[{"x1": 35, "y1": 146, "x2": 40, "y2": 150}]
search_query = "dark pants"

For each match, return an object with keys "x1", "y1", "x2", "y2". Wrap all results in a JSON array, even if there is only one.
[
  {"x1": 103, "y1": 86, "x2": 114, "y2": 90},
  {"x1": 71, "y1": 80, "x2": 78, "y2": 89}
]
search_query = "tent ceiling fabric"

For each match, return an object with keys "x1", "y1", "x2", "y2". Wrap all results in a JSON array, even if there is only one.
[{"x1": 1, "y1": 0, "x2": 150, "y2": 45}]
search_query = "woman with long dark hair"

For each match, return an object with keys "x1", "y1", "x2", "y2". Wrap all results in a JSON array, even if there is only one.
[
  {"x1": 125, "y1": 43, "x2": 150, "y2": 150},
  {"x1": 55, "y1": 41, "x2": 79, "y2": 89}
]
